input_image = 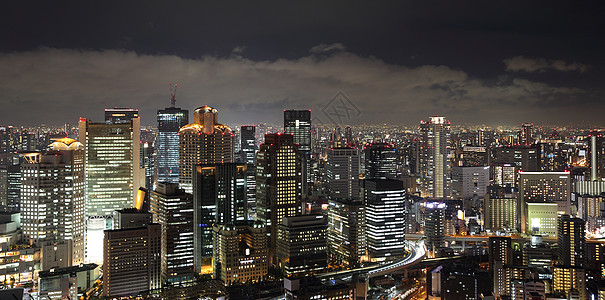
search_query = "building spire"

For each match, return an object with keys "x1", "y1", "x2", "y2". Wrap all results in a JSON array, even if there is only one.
[{"x1": 169, "y1": 82, "x2": 178, "y2": 108}]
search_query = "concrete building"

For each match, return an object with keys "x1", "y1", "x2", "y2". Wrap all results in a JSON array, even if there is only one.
[
  {"x1": 363, "y1": 179, "x2": 406, "y2": 261},
  {"x1": 553, "y1": 215, "x2": 586, "y2": 299},
  {"x1": 103, "y1": 224, "x2": 161, "y2": 297},
  {"x1": 284, "y1": 110, "x2": 311, "y2": 195},
  {"x1": 213, "y1": 221, "x2": 267, "y2": 285},
  {"x1": 327, "y1": 147, "x2": 360, "y2": 200},
  {"x1": 327, "y1": 198, "x2": 365, "y2": 267},
  {"x1": 484, "y1": 195, "x2": 517, "y2": 232},
  {"x1": 276, "y1": 214, "x2": 328, "y2": 278},
  {"x1": 424, "y1": 201, "x2": 446, "y2": 252},
  {"x1": 419, "y1": 116, "x2": 451, "y2": 198},
  {"x1": 149, "y1": 182, "x2": 194, "y2": 284},
  {"x1": 451, "y1": 166, "x2": 490, "y2": 199},
  {"x1": 178, "y1": 106, "x2": 233, "y2": 193},
  {"x1": 256, "y1": 133, "x2": 301, "y2": 266},
  {"x1": 20, "y1": 138, "x2": 85, "y2": 266},
  {"x1": 364, "y1": 143, "x2": 397, "y2": 180},
  {"x1": 38, "y1": 263, "x2": 100, "y2": 299}
]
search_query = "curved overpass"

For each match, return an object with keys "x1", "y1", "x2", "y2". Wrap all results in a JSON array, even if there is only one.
[{"x1": 318, "y1": 239, "x2": 427, "y2": 281}]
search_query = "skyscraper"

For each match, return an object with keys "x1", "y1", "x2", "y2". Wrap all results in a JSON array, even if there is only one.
[
  {"x1": 420, "y1": 116, "x2": 451, "y2": 198},
  {"x1": 327, "y1": 147, "x2": 360, "y2": 200},
  {"x1": 327, "y1": 198, "x2": 365, "y2": 267},
  {"x1": 20, "y1": 138, "x2": 86, "y2": 266},
  {"x1": 192, "y1": 163, "x2": 247, "y2": 273},
  {"x1": 240, "y1": 125, "x2": 257, "y2": 219},
  {"x1": 424, "y1": 201, "x2": 446, "y2": 252},
  {"x1": 363, "y1": 143, "x2": 397, "y2": 180},
  {"x1": 276, "y1": 214, "x2": 328, "y2": 278},
  {"x1": 78, "y1": 117, "x2": 142, "y2": 263},
  {"x1": 553, "y1": 215, "x2": 586, "y2": 298},
  {"x1": 520, "y1": 123, "x2": 534, "y2": 145},
  {"x1": 363, "y1": 179, "x2": 406, "y2": 261},
  {"x1": 256, "y1": 133, "x2": 301, "y2": 265},
  {"x1": 149, "y1": 182, "x2": 194, "y2": 284},
  {"x1": 284, "y1": 110, "x2": 311, "y2": 195},
  {"x1": 156, "y1": 100, "x2": 188, "y2": 185},
  {"x1": 179, "y1": 106, "x2": 233, "y2": 193}
]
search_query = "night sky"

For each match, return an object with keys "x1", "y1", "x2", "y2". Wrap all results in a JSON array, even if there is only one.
[{"x1": 1, "y1": 1, "x2": 604, "y2": 126}]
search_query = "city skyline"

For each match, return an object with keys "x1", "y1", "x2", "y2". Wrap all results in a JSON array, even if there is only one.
[{"x1": 0, "y1": 2, "x2": 604, "y2": 126}]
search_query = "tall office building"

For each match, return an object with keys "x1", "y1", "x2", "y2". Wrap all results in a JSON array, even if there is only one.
[
  {"x1": 491, "y1": 164, "x2": 517, "y2": 187},
  {"x1": 492, "y1": 146, "x2": 539, "y2": 172},
  {"x1": 284, "y1": 110, "x2": 311, "y2": 195},
  {"x1": 363, "y1": 143, "x2": 397, "y2": 180},
  {"x1": 156, "y1": 100, "x2": 188, "y2": 185},
  {"x1": 363, "y1": 179, "x2": 406, "y2": 261},
  {"x1": 424, "y1": 201, "x2": 446, "y2": 252},
  {"x1": 489, "y1": 236, "x2": 512, "y2": 298},
  {"x1": 213, "y1": 221, "x2": 268, "y2": 285},
  {"x1": 327, "y1": 147, "x2": 360, "y2": 200},
  {"x1": 103, "y1": 223, "x2": 161, "y2": 297},
  {"x1": 553, "y1": 215, "x2": 586, "y2": 299},
  {"x1": 104, "y1": 107, "x2": 139, "y2": 124},
  {"x1": 327, "y1": 198, "x2": 365, "y2": 266},
  {"x1": 240, "y1": 125, "x2": 257, "y2": 219},
  {"x1": 0, "y1": 153, "x2": 21, "y2": 210},
  {"x1": 149, "y1": 182, "x2": 194, "y2": 284},
  {"x1": 78, "y1": 117, "x2": 142, "y2": 216},
  {"x1": 79, "y1": 117, "x2": 142, "y2": 263},
  {"x1": 192, "y1": 163, "x2": 247, "y2": 273},
  {"x1": 484, "y1": 195, "x2": 517, "y2": 232},
  {"x1": 256, "y1": 133, "x2": 301, "y2": 265},
  {"x1": 520, "y1": 172, "x2": 571, "y2": 234},
  {"x1": 451, "y1": 166, "x2": 490, "y2": 199},
  {"x1": 240, "y1": 125, "x2": 256, "y2": 164},
  {"x1": 20, "y1": 138, "x2": 86, "y2": 266},
  {"x1": 420, "y1": 116, "x2": 451, "y2": 198},
  {"x1": 520, "y1": 123, "x2": 534, "y2": 145},
  {"x1": 276, "y1": 214, "x2": 328, "y2": 278},
  {"x1": 179, "y1": 106, "x2": 233, "y2": 193}
]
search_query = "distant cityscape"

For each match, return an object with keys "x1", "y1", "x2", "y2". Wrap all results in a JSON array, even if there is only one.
[{"x1": 0, "y1": 99, "x2": 605, "y2": 300}]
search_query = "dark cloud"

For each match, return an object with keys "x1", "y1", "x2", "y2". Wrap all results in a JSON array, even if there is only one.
[
  {"x1": 0, "y1": 48, "x2": 598, "y2": 127},
  {"x1": 504, "y1": 56, "x2": 590, "y2": 73}
]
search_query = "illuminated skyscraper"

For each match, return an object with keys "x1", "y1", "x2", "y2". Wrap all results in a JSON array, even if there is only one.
[
  {"x1": 520, "y1": 123, "x2": 534, "y2": 145},
  {"x1": 364, "y1": 143, "x2": 397, "y2": 180},
  {"x1": 78, "y1": 117, "x2": 142, "y2": 263},
  {"x1": 553, "y1": 215, "x2": 586, "y2": 299},
  {"x1": 424, "y1": 201, "x2": 446, "y2": 251},
  {"x1": 327, "y1": 147, "x2": 360, "y2": 200},
  {"x1": 179, "y1": 106, "x2": 233, "y2": 193},
  {"x1": 420, "y1": 116, "x2": 451, "y2": 198},
  {"x1": 256, "y1": 133, "x2": 301, "y2": 265},
  {"x1": 240, "y1": 125, "x2": 257, "y2": 219},
  {"x1": 20, "y1": 138, "x2": 86, "y2": 266},
  {"x1": 363, "y1": 179, "x2": 406, "y2": 261},
  {"x1": 149, "y1": 182, "x2": 194, "y2": 284},
  {"x1": 156, "y1": 101, "x2": 188, "y2": 185},
  {"x1": 327, "y1": 198, "x2": 365, "y2": 267},
  {"x1": 284, "y1": 110, "x2": 311, "y2": 194},
  {"x1": 192, "y1": 163, "x2": 247, "y2": 273},
  {"x1": 276, "y1": 214, "x2": 327, "y2": 278},
  {"x1": 519, "y1": 172, "x2": 572, "y2": 233}
]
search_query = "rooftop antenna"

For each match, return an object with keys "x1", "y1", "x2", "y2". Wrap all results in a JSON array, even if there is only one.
[{"x1": 169, "y1": 82, "x2": 178, "y2": 108}]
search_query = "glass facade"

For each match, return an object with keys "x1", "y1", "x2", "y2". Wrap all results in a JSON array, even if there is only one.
[{"x1": 156, "y1": 107, "x2": 188, "y2": 185}]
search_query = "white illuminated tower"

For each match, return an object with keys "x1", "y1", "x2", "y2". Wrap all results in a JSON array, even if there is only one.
[
  {"x1": 420, "y1": 116, "x2": 451, "y2": 198},
  {"x1": 20, "y1": 138, "x2": 86, "y2": 266}
]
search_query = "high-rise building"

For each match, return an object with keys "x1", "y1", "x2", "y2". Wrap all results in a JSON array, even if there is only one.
[
  {"x1": 149, "y1": 182, "x2": 194, "y2": 284},
  {"x1": 363, "y1": 179, "x2": 406, "y2": 261},
  {"x1": 79, "y1": 117, "x2": 142, "y2": 264},
  {"x1": 0, "y1": 153, "x2": 21, "y2": 210},
  {"x1": 276, "y1": 214, "x2": 327, "y2": 278},
  {"x1": 327, "y1": 198, "x2": 365, "y2": 267},
  {"x1": 424, "y1": 201, "x2": 446, "y2": 252},
  {"x1": 78, "y1": 117, "x2": 142, "y2": 216},
  {"x1": 363, "y1": 143, "x2": 397, "y2": 180},
  {"x1": 178, "y1": 106, "x2": 233, "y2": 193},
  {"x1": 492, "y1": 146, "x2": 539, "y2": 172},
  {"x1": 213, "y1": 221, "x2": 268, "y2": 285},
  {"x1": 104, "y1": 107, "x2": 139, "y2": 124},
  {"x1": 484, "y1": 194, "x2": 517, "y2": 232},
  {"x1": 327, "y1": 147, "x2": 360, "y2": 200},
  {"x1": 451, "y1": 166, "x2": 490, "y2": 199},
  {"x1": 140, "y1": 141, "x2": 155, "y2": 190},
  {"x1": 519, "y1": 172, "x2": 572, "y2": 233},
  {"x1": 553, "y1": 215, "x2": 586, "y2": 299},
  {"x1": 457, "y1": 146, "x2": 487, "y2": 167},
  {"x1": 525, "y1": 202, "x2": 558, "y2": 236},
  {"x1": 284, "y1": 110, "x2": 311, "y2": 195},
  {"x1": 490, "y1": 164, "x2": 517, "y2": 187},
  {"x1": 489, "y1": 236, "x2": 512, "y2": 298},
  {"x1": 520, "y1": 123, "x2": 534, "y2": 145},
  {"x1": 192, "y1": 163, "x2": 247, "y2": 273},
  {"x1": 20, "y1": 138, "x2": 86, "y2": 266},
  {"x1": 240, "y1": 125, "x2": 256, "y2": 164},
  {"x1": 256, "y1": 133, "x2": 302, "y2": 266},
  {"x1": 156, "y1": 102, "x2": 188, "y2": 185},
  {"x1": 102, "y1": 224, "x2": 161, "y2": 297},
  {"x1": 419, "y1": 116, "x2": 451, "y2": 198}
]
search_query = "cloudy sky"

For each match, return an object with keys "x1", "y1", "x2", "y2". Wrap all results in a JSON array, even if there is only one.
[{"x1": 0, "y1": 1, "x2": 603, "y2": 127}]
